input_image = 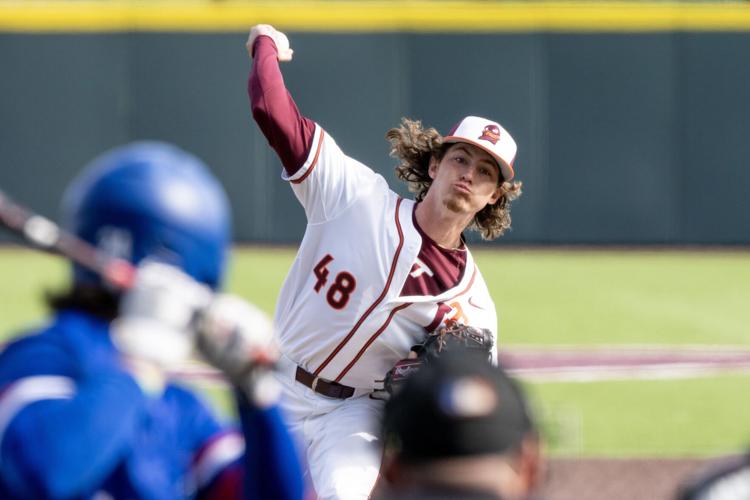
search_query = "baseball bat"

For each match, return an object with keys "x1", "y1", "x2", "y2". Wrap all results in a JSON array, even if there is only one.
[{"x1": 0, "y1": 189, "x2": 135, "y2": 290}]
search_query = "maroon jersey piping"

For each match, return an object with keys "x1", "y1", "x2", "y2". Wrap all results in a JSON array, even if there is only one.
[
  {"x1": 312, "y1": 197, "x2": 406, "y2": 377},
  {"x1": 291, "y1": 127, "x2": 324, "y2": 185},
  {"x1": 333, "y1": 302, "x2": 412, "y2": 382}
]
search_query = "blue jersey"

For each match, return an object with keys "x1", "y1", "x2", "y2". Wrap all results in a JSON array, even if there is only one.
[{"x1": 0, "y1": 310, "x2": 303, "y2": 499}]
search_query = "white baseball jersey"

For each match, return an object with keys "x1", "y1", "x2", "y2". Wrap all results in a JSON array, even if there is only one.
[{"x1": 274, "y1": 124, "x2": 499, "y2": 390}]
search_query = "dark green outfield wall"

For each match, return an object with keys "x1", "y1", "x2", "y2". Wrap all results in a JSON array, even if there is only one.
[{"x1": 1, "y1": 32, "x2": 749, "y2": 245}]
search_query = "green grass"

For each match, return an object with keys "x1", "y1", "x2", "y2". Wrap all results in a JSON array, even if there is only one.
[
  {"x1": 3, "y1": 247, "x2": 749, "y2": 346},
  {"x1": 473, "y1": 248, "x2": 750, "y2": 346},
  {"x1": 227, "y1": 247, "x2": 750, "y2": 346},
  {"x1": 225, "y1": 246, "x2": 298, "y2": 314},
  {"x1": 0, "y1": 249, "x2": 68, "y2": 338},
  {"x1": 2, "y1": 246, "x2": 749, "y2": 457},
  {"x1": 528, "y1": 374, "x2": 750, "y2": 457}
]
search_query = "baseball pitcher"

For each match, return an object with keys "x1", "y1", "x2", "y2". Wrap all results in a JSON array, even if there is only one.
[{"x1": 246, "y1": 24, "x2": 523, "y2": 499}]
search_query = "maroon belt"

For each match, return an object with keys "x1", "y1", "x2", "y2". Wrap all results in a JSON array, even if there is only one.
[{"x1": 295, "y1": 366, "x2": 355, "y2": 399}]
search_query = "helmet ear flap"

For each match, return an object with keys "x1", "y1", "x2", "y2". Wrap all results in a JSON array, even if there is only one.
[{"x1": 63, "y1": 141, "x2": 231, "y2": 290}]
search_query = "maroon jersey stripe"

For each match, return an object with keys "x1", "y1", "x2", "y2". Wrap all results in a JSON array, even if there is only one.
[
  {"x1": 445, "y1": 265, "x2": 477, "y2": 302},
  {"x1": 422, "y1": 266, "x2": 478, "y2": 333},
  {"x1": 291, "y1": 127, "x2": 325, "y2": 185},
  {"x1": 333, "y1": 302, "x2": 412, "y2": 382},
  {"x1": 312, "y1": 197, "x2": 406, "y2": 377}
]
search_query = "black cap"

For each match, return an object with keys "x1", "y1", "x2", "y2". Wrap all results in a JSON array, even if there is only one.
[{"x1": 383, "y1": 352, "x2": 534, "y2": 463}]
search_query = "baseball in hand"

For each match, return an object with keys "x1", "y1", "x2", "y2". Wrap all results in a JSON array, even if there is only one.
[{"x1": 247, "y1": 24, "x2": 294, "y2": 62}]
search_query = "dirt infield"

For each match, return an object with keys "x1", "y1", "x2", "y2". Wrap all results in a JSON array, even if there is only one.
[{"x1": 539, "y1": 457, "x2": 719, "y2": 500}]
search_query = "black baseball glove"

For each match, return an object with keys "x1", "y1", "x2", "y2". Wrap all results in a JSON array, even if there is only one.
[
  {"x1": 416, "y1": 321, "x2": 495, "y2": 363},
  {"x1": 381, "y1": 322, "x2": 494, "y2": 396}
]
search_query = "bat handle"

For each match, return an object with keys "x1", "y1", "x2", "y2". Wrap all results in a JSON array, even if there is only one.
[{"x1": 0, "y1": 189, "x2": 137, "y2": 291}]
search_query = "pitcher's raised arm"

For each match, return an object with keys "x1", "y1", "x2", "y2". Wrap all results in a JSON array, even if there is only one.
[{"x1": 247, "y1": 25, "x2": 315, "y2": 176}]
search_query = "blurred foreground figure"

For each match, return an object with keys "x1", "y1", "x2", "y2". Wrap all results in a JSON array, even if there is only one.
[
  {"x1": 376, "y1": 353, "x2": 543, "y2": 500},
  {"x1": 0, "y1": 142, "x2": 303, "y2": 499},
  {"x1": 676, "y1": 453, "x2": 750, "y2": 500}
]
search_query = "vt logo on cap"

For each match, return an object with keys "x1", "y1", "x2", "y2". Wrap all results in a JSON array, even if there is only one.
[
  {"x1": 479, "y1": 124, "x2": 501, "y2": 145},
  {"x1": 443, "y1": 115, "x2": 517, "y2": 182}
]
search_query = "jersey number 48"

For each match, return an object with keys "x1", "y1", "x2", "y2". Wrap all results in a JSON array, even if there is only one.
[{"x1": 313, "y1": 254, "x2": 357, "y2": 310}]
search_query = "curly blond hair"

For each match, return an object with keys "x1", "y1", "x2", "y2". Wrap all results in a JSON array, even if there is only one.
[{"x1": 386, "y1": 118, "x2": 522, "y2": 240}]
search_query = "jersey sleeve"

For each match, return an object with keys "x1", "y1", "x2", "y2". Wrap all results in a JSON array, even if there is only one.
[
  {"x1": 0, "y1": 336, "x2": 146, "y2": 498},
  {"x1": 166, "y1": 386, "x2": 243, "y2": 500},
  {"x1": 188, "y1": 388, "x2": 304, "y2": 500},
  {"x1": 249, "y1": 35, "x2": 316, "y2": 176},
  {"x1": 235, "y1": 392, "x2": 305, "y2": 500},
  {"x1": 283, "y1": 127, "x2": 385, "y2": 224},
  {"x1": 248, "y1": 35, "x2": 383, "y2": 224}
]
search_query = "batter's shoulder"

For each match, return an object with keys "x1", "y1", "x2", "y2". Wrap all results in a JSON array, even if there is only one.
[{"x1": 0, "y1": 323, "x2": 73, "y2": 383}]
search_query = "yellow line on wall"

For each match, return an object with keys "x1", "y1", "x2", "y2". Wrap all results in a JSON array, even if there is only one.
[{"x1": 1, "y1": 1, "x2": 750, "y2": 33}]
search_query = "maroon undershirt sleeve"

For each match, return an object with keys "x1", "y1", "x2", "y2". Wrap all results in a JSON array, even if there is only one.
[{"x1": 248, "y1": 36, "x2": 316, "y2": 176}]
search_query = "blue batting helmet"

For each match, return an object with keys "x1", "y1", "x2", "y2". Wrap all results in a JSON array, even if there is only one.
[{"x1": 61, "y1": 141, "x2": 231, "y2": 289}]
